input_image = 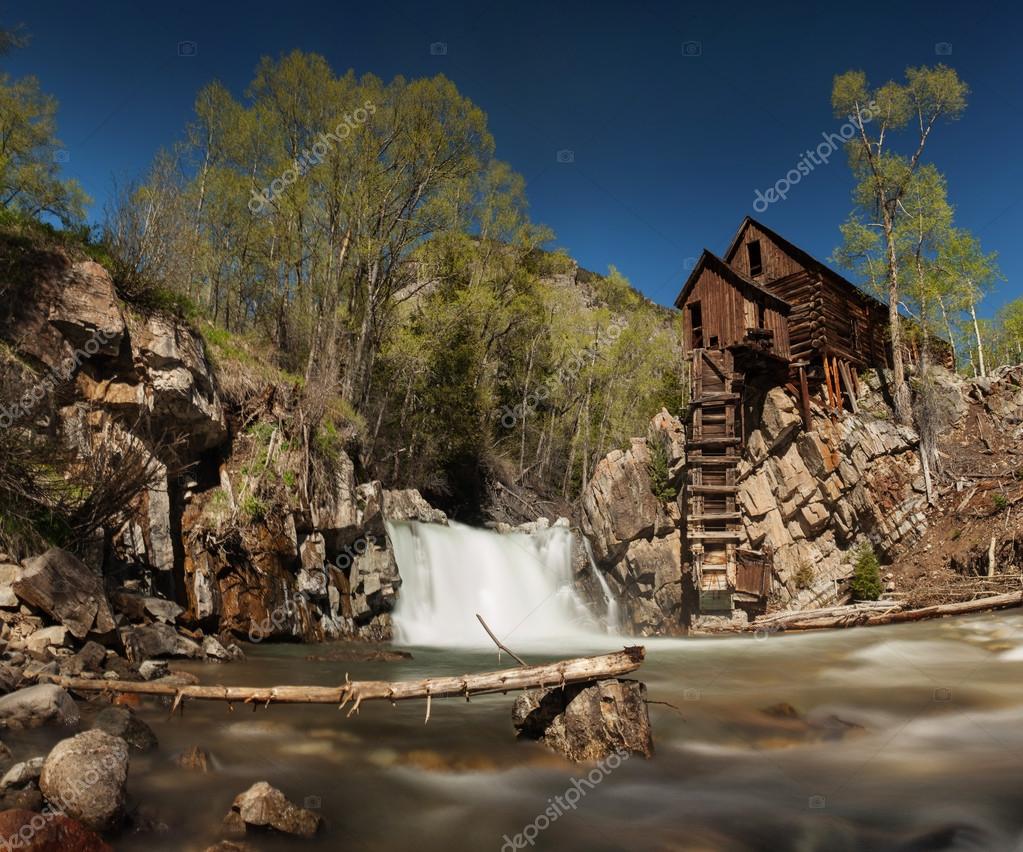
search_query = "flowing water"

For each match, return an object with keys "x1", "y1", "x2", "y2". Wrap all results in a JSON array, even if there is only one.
[{"x1": 17, "y1": 524, "x2": 1023, "y2": 851}]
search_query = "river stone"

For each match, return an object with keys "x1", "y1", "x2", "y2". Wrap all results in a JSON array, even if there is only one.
[
  {"x1": 512, "y1": 678, "x2": 654, "y2": 762},
  {"x1": 25, "y1": 626, "x2": 71, "y2": 655},
  {"x1": 120, "y1": 623, "x2": 203, "y2": 662},
  {"x1": 13, "y1": 549, "x2": 116, "y2": 639},
  {"x1": 0, "y1": 807, "x2": 113, "y2": 851},
  {"x1": 91, "y1": 706, "x2": 158, "y2": 752},
  {"x1": 0, "y1": 757, "x2": 44, "y2": 789},
  {"x1": 223, "y1": 781, "x2": 322, "y2": 839},
  {"x1": 39, "y1": 729, "x2": 129, "y2": 831},
  {"x1": 0, "y1": 685, "x2": 79, "y2": 729}
]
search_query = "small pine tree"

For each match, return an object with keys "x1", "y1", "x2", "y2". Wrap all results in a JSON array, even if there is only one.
[
  {"x1": 851, "y1": 543, "x2": 883, "y2": 601},
  {"x1": 647, "y1": 441, "x2": 677, "y2": 503}
]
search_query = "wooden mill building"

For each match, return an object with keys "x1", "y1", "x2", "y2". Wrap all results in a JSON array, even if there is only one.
[{"x1": 674, "y1": 216, "x2": 948, "y2": 618}]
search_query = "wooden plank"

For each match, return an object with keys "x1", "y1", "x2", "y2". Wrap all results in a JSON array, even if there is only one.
[
  {"x1": 689, "y1": 484, "x2": 739, "y2": 494},
  {"x1": 838, "y1": 359, "x2": 858, "y2": 413},
  {"x1": 798, "y1": 365, "x2": 811, "y2": 429}
]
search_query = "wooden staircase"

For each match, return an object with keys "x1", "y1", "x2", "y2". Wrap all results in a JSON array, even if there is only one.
[{"x1": 685, "y1": 349, "x2": 743, "y2": 613}]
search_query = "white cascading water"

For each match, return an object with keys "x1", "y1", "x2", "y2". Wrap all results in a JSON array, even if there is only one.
[{"x1": 388, "y1": 520, "x2": 613, "y2": 649}]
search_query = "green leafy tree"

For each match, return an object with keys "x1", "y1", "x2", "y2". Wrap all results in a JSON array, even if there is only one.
[{"x1": 832, "y1": 65, "x2": 968, "y2": 424}]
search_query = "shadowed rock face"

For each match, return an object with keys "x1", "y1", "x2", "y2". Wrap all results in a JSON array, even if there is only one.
[
  {"x1": 0, "y1": 807, "x2": 112, "y2": 852},
  {"x1": 512, "y1": 678, "x2": 654, "y2": 762}
]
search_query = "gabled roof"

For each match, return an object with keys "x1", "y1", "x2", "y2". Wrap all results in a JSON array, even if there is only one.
[
  {"x1": 674, "y1": 249, "x2": 792, "y2": 312},
  {"x1": 723, "y1": 215, "x2": 888, "y2": 312}
]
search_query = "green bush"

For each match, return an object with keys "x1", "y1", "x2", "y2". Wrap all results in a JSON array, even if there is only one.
[
  {"x1": 647, "y1": 441, "x2": 677, "y2": 503},
  {"x1": 851, "y1": 543, "x2": 883, "y2": 601},
  {"x1": 992, "y1": 493, "x2": 1009, "y2": 511}
]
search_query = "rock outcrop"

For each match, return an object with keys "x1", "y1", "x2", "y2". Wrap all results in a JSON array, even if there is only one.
[
  {"x1": 737, "y1": 385, "x2": 927, "y2": 610},
  {"x1": 222, "y1": 782, "x2": 322, "y2": 840},
  {"x1": 581, "y1": 410, "x2": 685, "y2": 635},
  {"x1": 512, "y1": 678, "x2": 654, "y2": 762}
]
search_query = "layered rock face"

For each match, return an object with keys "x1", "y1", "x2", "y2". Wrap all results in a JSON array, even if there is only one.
[
  {"x1": 580, "y1": 411, "x2": 686, "y2": 635},
  {"x1": 582, "y1": 382, "x2": 931, "y2": 631},
  {"x1": 0, "y1": 244, "x2": 446, "y2": 649},
  {"x1": 737, "y1": 386, "x2": 927, "y2": 610}
]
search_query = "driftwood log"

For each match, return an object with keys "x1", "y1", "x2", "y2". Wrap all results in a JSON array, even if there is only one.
[
  {"x1": 41, "y1": 647, "x2": 646, "y2": 718},
  {"x1": 755, "y1": 591, "x2": 1023, "y2": 632}
]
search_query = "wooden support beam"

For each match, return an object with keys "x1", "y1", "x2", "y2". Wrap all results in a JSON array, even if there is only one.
[{"x1": 798, "y1": 366, "x2": 811, "y2": 430}]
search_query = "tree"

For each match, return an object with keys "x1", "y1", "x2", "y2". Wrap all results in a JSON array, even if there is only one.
[
  {"x1": 832, "y1": 65, "x2": 968, "y2": 423},
  {"x1": 935, "y1": 230, "x2": 1002, "y2": 377},
  {"x1": 0, "y1": 72, "x2": 88, "y2": 226}
]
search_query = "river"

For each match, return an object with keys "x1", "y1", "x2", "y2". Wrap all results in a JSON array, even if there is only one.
[
  {"x1": 26, "y1": 523, "x2": 1023, "y2": 850},
  {"x1": 102, "y1": 611, "x2": 1023, "y2": 851}
]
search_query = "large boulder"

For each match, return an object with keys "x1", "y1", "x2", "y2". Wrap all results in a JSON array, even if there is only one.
[
  {"x1": 513, "y1": 678, "x2": 654, "y2": 762},
  {"x1": 581, "y1": 439, "x2": 666, "y2": 566},
  {"x1": 90, "y1": 706, "x2": 158, "y2": 753},
  {"x1": 0, "y1": 808, "x2": 112, "y2": 851},
  {"x1": 39, "y1": 730, "x2": 129, "y2": 832},
  {"x1": 223, "y1": 782, "x2": 322, "y2": 839},
  {"x1": 120, "y1": 623, "x2": 203, "y2": 663},
  {"x1": 0, "y1": 685, "x2": 79, "y2": 729},
  {"x1": 13, "y1": 549, "x2": 116, "y2": 639}
]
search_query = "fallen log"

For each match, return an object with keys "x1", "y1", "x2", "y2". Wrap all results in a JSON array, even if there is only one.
[
  {"x1": 760, "y1": 592, "x2": 1023, "y2": 632},
  {"x1": 41, "y1": 647, "x2": 646, "y2": 717}
]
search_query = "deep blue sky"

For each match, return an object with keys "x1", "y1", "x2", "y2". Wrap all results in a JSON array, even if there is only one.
[{"x1": 6, "y1": 0, "x2": 1021, "y2": 313}]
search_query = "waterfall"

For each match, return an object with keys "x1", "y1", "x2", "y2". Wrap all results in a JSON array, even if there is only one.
[
  {"x1": 584, "y1": 537, "x2": 622, "y2": 632},
  {"x1": 388, "y1": 521, "x2": 608, "y2": 649}
]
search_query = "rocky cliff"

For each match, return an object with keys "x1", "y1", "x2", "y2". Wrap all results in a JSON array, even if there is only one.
[
  {"x1": 0, "y1": 242, "x2": 448, "y2": 654},
  {"x1": 581, "y1": 376, "x2": 931, "y2": 634}
]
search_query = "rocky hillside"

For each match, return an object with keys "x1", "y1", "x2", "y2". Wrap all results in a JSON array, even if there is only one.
[
  {"x1": 0, "y1": 237, "x2": 453, "y2": 660},
  {"x1": 577, "y1": 371, "x2": 986, "y2": 634}
]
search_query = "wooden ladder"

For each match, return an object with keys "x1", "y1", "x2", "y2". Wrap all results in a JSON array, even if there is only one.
[{"x1": 685, "y1": 349, "x2": 743, "y2": 613}]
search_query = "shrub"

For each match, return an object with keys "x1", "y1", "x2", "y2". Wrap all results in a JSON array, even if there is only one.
[
  {"x1": 647, "y1": 441, "x2": 677, "y2": 503},
  {"x1": 794, "y1": 561, "x2": 815, "y2": 589},
  {"x1": 992, "y1": 493, "x2": 1009, "y2": 511},
  {"x1": 851, "y1": 543, "x2": 883, "y2": 601}
]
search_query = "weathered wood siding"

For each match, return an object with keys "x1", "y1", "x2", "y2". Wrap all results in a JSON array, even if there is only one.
[
  {"x1": 681, "y1": 265, "x2": 790, "y2": 359},
  {"x1": 727, "y1": 222, "x2": 803, "y2": 281}
]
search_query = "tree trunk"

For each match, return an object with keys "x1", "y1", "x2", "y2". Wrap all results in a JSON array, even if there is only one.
[
  {"x1": 42, "y1": 648, "x2": 647, "y2": 711},
  {"x1": 882, "y1": 207, "x2": 912, "y2": 424},
  {"x1": 969, "y1": 297, "x2": 986, "y2": 377}
]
